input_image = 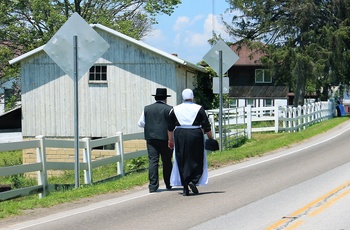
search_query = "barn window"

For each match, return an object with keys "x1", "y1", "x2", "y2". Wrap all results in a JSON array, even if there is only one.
[
  {"x1": 89, "y1": 65, "x2": 107, "y2": 82},
  {"x1": 255, "y1": 69, "x2": 271, "y2": 83}
]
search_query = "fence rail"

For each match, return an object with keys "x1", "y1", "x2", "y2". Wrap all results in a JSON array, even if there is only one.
[{"x1": 0, "y1": 101, "x2": 335, "y2": 201}]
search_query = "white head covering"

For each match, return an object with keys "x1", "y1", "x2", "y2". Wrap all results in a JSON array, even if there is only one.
[{"x1": 182, "y1": 88, "x2": 194, "y2": 100}]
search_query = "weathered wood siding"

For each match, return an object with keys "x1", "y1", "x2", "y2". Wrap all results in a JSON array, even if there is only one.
[{"x1": 20, "y1": 28, "x2": 196, "y2": 138}]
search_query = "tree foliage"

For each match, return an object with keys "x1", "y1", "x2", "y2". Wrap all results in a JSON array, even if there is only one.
[
  {"x1": 0, "y1": 0, "x2": 181, "y2": 110},
  {"x1": 224, "y1": 0, "x2": 350, "y2": 105},
  {"x1": 1, "y1": 0, "x2": 181, "y2": 48},
  {"x1": 194, "y1": 62, "x2": 216, "y2": 110}
]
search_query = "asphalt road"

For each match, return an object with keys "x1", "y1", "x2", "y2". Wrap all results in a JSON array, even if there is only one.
[{"x1": 3, "y1": 120, "x2": 350, "y2": 230}]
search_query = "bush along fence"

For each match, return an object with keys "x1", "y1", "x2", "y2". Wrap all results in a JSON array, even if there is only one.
[
  {"x1": 0, "y1": 101, "x2": 334, "y2": 201},
  {"x1": 0, "y1": 132, "x2": 147, "y2": 201}
]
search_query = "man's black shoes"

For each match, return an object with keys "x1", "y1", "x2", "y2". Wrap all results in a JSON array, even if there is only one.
[{"x1": 183, "y1": 186, "x2": 189, "y2": 196}]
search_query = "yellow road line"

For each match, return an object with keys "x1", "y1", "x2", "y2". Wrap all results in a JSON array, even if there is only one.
[
  {"x1": 265, "y1": 180, "x2": 350, "y2": 230},
  {"x1": 285, "y1": 220, "x2": 303, "y2": 230},
  {"x1": 309, "y1": 186, "x2": 350, "y2": 216},
  {"x1": 266, "y1": 219, "x2": 289, "y2": 230}
]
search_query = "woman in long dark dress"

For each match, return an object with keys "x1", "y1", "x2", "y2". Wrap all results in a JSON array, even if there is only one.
[{"x1": 167, "y1": 89, "x2": 214, "y2": 196}]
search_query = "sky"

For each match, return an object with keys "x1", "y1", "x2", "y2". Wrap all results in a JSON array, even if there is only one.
[{"x1": 142, "y1": 0, "x2": 234, "y2": 65}]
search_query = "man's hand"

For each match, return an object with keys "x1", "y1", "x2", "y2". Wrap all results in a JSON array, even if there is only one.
[{"x1": 168, "y1": 140, "x2": 174, "y2": 150}]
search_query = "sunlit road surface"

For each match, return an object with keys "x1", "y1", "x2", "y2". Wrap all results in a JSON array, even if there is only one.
[{"x1": 3, "y1": 120, "x2": 350, "y2": 230}]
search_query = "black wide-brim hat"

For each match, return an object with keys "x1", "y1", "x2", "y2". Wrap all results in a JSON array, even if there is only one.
[
  {"x1": 205, "y1": 138, "x2": 219, "y2": 151},
  {"x1": 152, "y1": 88, "x2": 171, "y2": 97}
]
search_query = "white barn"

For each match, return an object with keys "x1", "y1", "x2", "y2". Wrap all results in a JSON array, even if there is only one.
[{"x1": 9, "y1": 24, "x2": 206, "y2": 139}]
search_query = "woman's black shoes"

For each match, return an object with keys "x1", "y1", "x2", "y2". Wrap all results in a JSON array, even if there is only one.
[
  {"x1": 188, "y1": 182, "x2": 199, "y2": 194},
  {"x1": 182, "y1": 182, "x2": 199, "y2": 196}
]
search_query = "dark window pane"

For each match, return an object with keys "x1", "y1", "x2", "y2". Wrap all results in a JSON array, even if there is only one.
[
  {"x1": 96, "y1": 73, "x2": 101, "y2": 81},
  {"x1": 89, "y1": 65, "x2": 107, "y2": 82}
]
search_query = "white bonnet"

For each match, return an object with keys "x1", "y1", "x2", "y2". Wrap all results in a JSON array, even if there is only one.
[{"x1": 182, "y1": 88, "x2": 194, "y2": 100}]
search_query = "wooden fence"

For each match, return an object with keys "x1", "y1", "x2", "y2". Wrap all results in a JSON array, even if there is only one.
[{"x1": 0, "y1": 132, "x2": 147, "y2": 201}]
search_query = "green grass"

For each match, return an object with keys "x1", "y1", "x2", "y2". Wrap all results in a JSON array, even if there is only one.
[
  {"x1": 0, "y1": 116, "x2": 349, "y2": 219},
  {"x1": 0, "y1": 150, "x2": 37, "y2": 188},
  {"x1": 0, "y1": 150, "x2": 22, "y2": 167}
]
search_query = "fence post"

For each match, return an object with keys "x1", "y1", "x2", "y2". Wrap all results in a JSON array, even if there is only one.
[
  {"x1": 302, "y1": 105, "x2": 306, "y2": 130},
  {"x1": 329, "y1": 100, "x2": 334, "y2": 118},
  {"x1": 116, "y1": 132, "x2": 124, "y2": 176},
  {"x1": 314, "y1": 102, "x2": 318, "y2": 122},
  {"x1": 209, "y1": 115, "x2": 216, "y2": 139},
  {"x1": 281, "y1": 106, "x2": 286, "y2": 131},
  {"x1": 36, "y1": 135, "x2": 48, "y2": 198},
  {"x1": 322, "y1": 102, "x2": 325, "y2": 120},
  {"x1": 307, "y1": 104, "x2": 311, "y2": 126},
  {"x1": 286, "y1": 106, "x2": 290, "y2": 132},
  {"x1": 274, "y1": 105, "x2": 279, "y2": 133},
  {"x1": 83, "y1": 137, "x2": 92, "y2": 185},
  {"x1": 297, "y1": 106, "x2": 302, "y2": 131},
  {"x1": 247, "y1": 105, "x2": 252, "y2": 139},
  {"x1": 292, "y1": 107, "x2": 296, "y2": 132}
]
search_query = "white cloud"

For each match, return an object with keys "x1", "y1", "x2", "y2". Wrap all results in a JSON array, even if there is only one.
[
  {"x1": 204, "y1": 14, "x2": 230, "y2": 39},
  {"x1": 142, "y1": 29, "x2": 167, "y2": 43},
  {"x1": 192, "y1": 15, "x2": 204, "y2": 24},
  {"x1": 173, "y1": 16, "x2": 191, "y2": 31},
  {"x1": 178, "y1": 13, "x2": 232, "y2": 62},
  {"x1": 180, "y1": 14, "x2": 225, "y2": 48},
  {"x1": 173, "y1": 33, "x2": 182, "y2": 46},
  {"x1": 173, "y1": 15, "x2": 205, "y2": 32},
  {"x1": 204, "y1": 14, "x2": 215, "y2": 34},
  {"x1": 186, "y1": 32, "x2": 209, "y2": 47}
]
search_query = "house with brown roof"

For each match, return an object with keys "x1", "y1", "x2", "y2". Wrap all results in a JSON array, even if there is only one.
[{"x1": 227, "y1": 43, "x2": 289, "y2": 108}]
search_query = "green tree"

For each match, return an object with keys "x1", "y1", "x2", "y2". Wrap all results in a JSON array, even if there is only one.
[
  {"x1": 224, "y1": 0, "x2": 350, "y2": 106},
  {"x1": 0, "y1": 0, "x2": 182, "y2": 109},
  {"x1": 194, "y1": 62, "x2": 216, "y2": 110}
]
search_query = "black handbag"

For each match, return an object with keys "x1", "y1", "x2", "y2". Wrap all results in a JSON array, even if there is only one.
[{"x1": 205, "y1": 138, "x2": 219, "y2": 151}]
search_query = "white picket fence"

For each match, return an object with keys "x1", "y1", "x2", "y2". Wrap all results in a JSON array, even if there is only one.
[
  {"x1": 0, "y1": 101, "x2": 334, "y2": 201},
  {"x1": 207, "y1": 101, "x2": 334, "y2": 139},
  {"x1": 0, "y1": 132, "x2": 147, "y2": 201}
]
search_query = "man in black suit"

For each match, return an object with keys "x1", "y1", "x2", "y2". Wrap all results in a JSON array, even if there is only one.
[{"x1": 138, "y1": 88, "x2": 173, "y2": 193}]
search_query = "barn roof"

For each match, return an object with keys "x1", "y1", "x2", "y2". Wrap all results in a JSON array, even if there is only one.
[{"x1": 9, "y1": 24, "x2": 205, "y2": 72}]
